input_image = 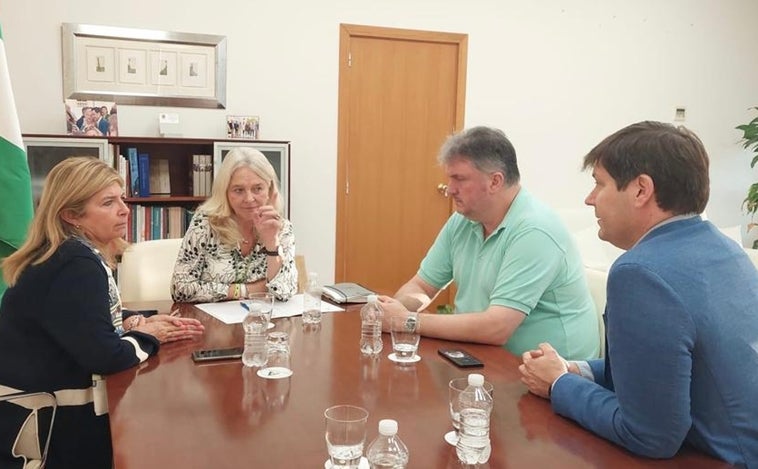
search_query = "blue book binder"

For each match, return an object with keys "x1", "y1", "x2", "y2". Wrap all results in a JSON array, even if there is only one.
[
  {"x1": 138, "y1": 153, "x2": 151, "y2": 197},
  {"x1": 151, "y1": 206, "x2": 161, "y2": 240},
  {"x1": 127, "y1": 148, "x2": 139, "y2": 196}
]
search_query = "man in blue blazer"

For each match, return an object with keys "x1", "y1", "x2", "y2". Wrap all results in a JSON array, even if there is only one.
[{"x1": 519, "y1": 121, "x2": 758, "y2": 467}]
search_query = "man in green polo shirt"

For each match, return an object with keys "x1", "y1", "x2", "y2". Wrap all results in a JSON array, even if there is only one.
[{"x1": 378, "y1": 126, "x2": 599, "y2": 360}]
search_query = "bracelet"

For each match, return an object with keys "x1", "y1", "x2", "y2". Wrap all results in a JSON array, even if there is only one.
[
  {"x1": 232, "y1": 283, "x2": 241, "y2": 299},
  {"x1": 125, "y1": 315, "x2": 141, "y2": 331},
  {"x1": 240, "y1": 283, "x2": 248, "y2": 298}
]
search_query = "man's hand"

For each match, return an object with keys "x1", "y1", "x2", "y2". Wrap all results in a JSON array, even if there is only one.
[
  {"x1": 518, "y1": 343, "x2": 568, "y2": 399},
  {"x1": 376, "y1": 296, "x2": 410, "y2": 332}
]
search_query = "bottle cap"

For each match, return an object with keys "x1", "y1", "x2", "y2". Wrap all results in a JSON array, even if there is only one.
[
  {"x1": 468, "y1": 373, "x2": 484, "y2": 387},
  {"x1": 367, "y1": 294, "x2": 378, "y2": 303},
  {"x1": 378, "y1": 419, "x2": 398, "y2": 436}
]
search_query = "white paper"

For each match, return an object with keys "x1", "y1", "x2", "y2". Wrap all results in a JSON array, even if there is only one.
[{"x1": 196, "y1": 294, "x2": 344, "y2": 325}]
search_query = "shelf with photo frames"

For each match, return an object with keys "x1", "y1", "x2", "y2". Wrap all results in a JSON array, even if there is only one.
[{"x1": 21, "y1": 134, "x2": 290, "y2": 242}]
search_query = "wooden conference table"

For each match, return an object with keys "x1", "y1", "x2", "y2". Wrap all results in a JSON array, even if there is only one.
[{"x1": 107, "y1": 302, "x2": 730, "y2": 469}]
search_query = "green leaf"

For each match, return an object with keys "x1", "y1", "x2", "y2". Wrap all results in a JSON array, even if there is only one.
[
  {"x1": 737, "y1": 108, "x2": 758, "y2": 212},
  {"x1": 436, "y1": 304, "x2": 454, "y2": 314},
  {"x1": 743, "y1": 183, "x2": 758, "y2": 214}
]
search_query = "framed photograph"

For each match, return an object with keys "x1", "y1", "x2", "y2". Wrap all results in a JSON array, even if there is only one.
[
  {"x1": 226, "y1": 115, "x2": 260, "y2": 139},
  {"x1": 62, "y1": 23, "x2": 227, "y2": 109},
  {"x1": 65, "y1": 99, "x2": 118, "y2": 137}
]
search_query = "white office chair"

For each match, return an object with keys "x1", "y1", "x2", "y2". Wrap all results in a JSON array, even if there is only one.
[
  {"x1": 118, "y1": 238, "x2": 183, "y2": 302},
  {"x1": 0, "y1": 391, "x2": 57, "y2": 469},
  {"x1": 585, "y1": 267, "x2": 608, "y2": 359}
]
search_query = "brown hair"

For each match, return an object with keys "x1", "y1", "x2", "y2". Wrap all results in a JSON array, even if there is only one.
[{"x1": 583, "y1": 121, "x2": 709, "y2": 214}]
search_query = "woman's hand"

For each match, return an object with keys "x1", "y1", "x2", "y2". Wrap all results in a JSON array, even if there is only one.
[
  {"x1": 253, "y1": 205, "x2": 282, "y2": 248},
  {"x1": 123, "y1": 315, "x2": 146, "y2": 331},
  {"x1": 133, "y1": 315, "x2": 205, "y2": 344}
]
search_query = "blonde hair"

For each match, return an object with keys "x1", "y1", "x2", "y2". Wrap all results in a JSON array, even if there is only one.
[
  {"x1": 2, "y1": 157, "x2": 127, "y2": 286},
  {"x1": 198, "y1": 147, "x2": 282, "y2": 246}
]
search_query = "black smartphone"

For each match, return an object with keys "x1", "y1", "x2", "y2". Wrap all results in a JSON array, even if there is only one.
[
  {"x1": 122, "y1": 309, "x2": 158, "y2": 317},
  {"x1": 191, "y1": 347, "x2": 244, "y2": 363},
  {"x1": 438, "y1": 348, "x2": 484, "y2": 368}
]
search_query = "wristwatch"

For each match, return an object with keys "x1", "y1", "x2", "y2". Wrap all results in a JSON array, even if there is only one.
[
  {"x1": 405, "y1": 313, "x2": 418, "y2": 332},
  {"x1": 260, "y1": 245, "x2": 281, "y2": 257}
]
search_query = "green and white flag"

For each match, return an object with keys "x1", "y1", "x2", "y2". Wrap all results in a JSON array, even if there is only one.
[{"x1": 0, "y1": 24, "x2": 33, "y2": 299}]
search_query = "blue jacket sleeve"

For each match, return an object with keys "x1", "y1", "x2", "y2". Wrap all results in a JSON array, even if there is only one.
[
  {"x1": 587, "y1": 358, "x2": 606, "y2": 386},
  {"x1": 40, "y1": 255, "x2": 159, "y2": 375},
  {"x1": 550, "y1": 263, "x2": 695, "y2": 458}
]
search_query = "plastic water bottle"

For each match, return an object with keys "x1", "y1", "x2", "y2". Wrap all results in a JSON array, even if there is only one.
[
  {"x1": 455, "y1": 373, "x2": 493, "y2": 464},
  {"x1": 366, "y1": 419, "x2": 409, "y2": 469},
  {"x1": 302, "y1": 271, "x2": 322, "y2": 325},
  {"x1": 242, "y1": 303, "x2": 268, "y2": 367},
  {"x1": 360, "y1": 294, "x2": 383, "y2": 356}
]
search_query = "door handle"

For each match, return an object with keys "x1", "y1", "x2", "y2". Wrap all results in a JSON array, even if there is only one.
[{"x1": 437, "y1": 183, "x2": 448, "y2": 196}]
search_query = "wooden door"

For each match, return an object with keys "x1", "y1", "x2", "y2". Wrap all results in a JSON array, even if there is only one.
[{"x1": 336, "y1": 24, "x2": 467, "y2": 308}]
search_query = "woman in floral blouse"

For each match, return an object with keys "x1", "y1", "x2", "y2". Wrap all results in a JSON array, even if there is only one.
[{"x1": 171, "y1": 147, "x2": 297, "y2": 302}]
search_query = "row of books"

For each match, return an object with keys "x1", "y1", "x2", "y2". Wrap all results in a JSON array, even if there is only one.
[
  {"x1": 115, "y1": 149, "x2": 214, "y2": 198},
  {"x1": 126, "y1": 205, "x2": 194, "y2": 243},
  {"x1": 192, "y1": 154, "x2": 213, "y2": 197}
]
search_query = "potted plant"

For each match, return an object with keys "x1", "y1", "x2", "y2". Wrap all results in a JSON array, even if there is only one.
[{"x1": 736, "y1": 106, "x2": 758, "y2": 249}]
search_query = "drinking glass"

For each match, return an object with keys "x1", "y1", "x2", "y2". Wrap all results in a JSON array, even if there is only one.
[
  {"x1": 303, "y1": 271, "x2": 323, "y2": 325},
  {"x1": 390, "y1": 316, "x2": 420, "y2": 361},
  {"x1": 324, "y1": 405, "x2": 369, "y2": 468},
  {"x1": 259, "y1": 331, "x2": 292, "y2": 379},
  {"x1": 445, "y1": 377, "x2": 493, "y2": 445},
  {"x1": 245, "y1": 292, "x2": 275, "y2": 329}
]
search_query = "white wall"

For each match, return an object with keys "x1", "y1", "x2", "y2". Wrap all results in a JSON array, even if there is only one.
[{"x1": 3, "y1": 0, "x2": 758, "y2": 282}]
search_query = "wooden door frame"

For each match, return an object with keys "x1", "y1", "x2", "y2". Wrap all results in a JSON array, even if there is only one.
[{"x1": 335, "y1": 23, "x2": 468, "y2": 280}]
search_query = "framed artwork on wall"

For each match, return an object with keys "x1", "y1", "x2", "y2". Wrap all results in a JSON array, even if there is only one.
[{"x1": 62, "y1": 23, "x2": 227, "y2": 109}]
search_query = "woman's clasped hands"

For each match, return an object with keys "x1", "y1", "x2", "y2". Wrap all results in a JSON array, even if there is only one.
[{"x1": 131, "y1": 314, "x2": 205, "y2": 344}]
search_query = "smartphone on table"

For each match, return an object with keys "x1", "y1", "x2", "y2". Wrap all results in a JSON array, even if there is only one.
[
  {"x1": 438, "y1": 348, "x2": 484, "y2": 368},
  {"x1": 191, "y1": 347, "x2": 243, "y2": 363}
]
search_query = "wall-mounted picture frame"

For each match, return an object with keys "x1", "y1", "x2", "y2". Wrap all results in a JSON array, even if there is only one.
[{"x1": 62, "y1": 23, "x2": 227, "y2": 109}]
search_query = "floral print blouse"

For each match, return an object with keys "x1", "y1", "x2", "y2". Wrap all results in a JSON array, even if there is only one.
[{"x1": 171, "y1": 212, "x2": 297, "y2": 302}]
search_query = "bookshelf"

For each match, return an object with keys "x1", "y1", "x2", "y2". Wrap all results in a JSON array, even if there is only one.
[{"x1": 22, "y1": 134, "x2": 291, "y2": 242}]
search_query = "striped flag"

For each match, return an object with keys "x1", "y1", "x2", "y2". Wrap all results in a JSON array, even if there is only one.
[{"x1": 0, "y1": 24, "x2": 32, "y2": 299}]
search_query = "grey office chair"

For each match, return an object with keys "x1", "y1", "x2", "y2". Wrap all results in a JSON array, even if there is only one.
[{"x1": 0, "y1": 391, "x2": 57, "y2": 469}]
